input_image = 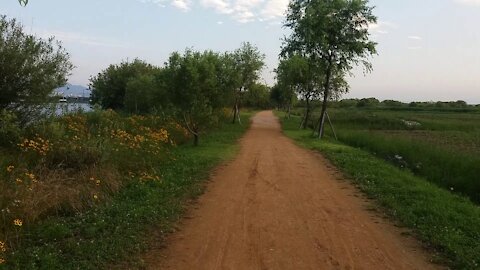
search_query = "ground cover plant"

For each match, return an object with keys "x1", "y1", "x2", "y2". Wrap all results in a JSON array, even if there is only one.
[
  {"x1": 278, "y1": 112, "x2": 480, "y2": 269},
  {"x1": 287, "y1": 106, "x2": 480, "y2": 203},
  {"x1": 0, "y1": 109, "x2": 252, "y2": 269}
]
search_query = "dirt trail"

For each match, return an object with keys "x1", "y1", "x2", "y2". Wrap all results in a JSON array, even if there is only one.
[{"x1": 144, "y1": 111, "x2": 438, "y2": 270}]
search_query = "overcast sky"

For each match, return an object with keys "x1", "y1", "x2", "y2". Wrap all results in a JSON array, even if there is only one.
[{"x1": 2, "y1": 0, "x2": 479, "y2": 103}]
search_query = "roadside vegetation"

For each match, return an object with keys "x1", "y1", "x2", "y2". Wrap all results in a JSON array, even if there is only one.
[
  {"x1": 0, "y1": 13, "x2": 267, "y2": 268},
  {"x1": 283, "y1": 102, "x2": 480, "y2": 204},
  {"x1": 279, "y1": 112, "x2": 480, "y2": 269}
]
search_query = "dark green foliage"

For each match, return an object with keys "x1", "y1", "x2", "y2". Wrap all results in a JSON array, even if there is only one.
[
  {"x1": 281, "y1": 0, "x2": 377, "y2": 138},
  {"x1": 165, "y1": 50, "x2": 231, "y2": 145},
  {"x1": 357, "y1": 97, "x2": 380, "y2": 107},
  {"x1": 243, "y1": 83, "x2": 271, "y2": 109},
  {"x1": 229, "y1": 42, "x2": 265, "y2": 123},
  {"x1": 124, "y1": 75, "x2": 159, "y2": 114},
  {"x1": 0, "y1": 15, "x2": 73, "y2": 124},
  {"x1": 90, "y1": 59, "x2": 158, "y2": 110}
]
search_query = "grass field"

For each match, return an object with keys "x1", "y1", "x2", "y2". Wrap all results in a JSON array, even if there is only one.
[
  {"x1": 279, "y1": 112, "x2": 480, "y2": 269},
  {"x1": 294, "y1": 107, "x2": 480, "y2": 203},
  {"x1": 1, "y1": 110, "x2": 252, "y2": 269}
]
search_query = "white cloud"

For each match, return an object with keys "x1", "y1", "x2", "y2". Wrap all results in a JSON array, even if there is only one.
[
  {"x1": 201, "y1": 0, "x2": 233, "y2": 14},
  {"x1": 368, "y1": 20, "x2": 397, "y2": 35},
  {"x1": 408, "y1": 35, "x2": 422, "y2": 40},
  {"x1": 139, "y1": 0, "x2": 289, "y2": 23},
  {"x1": 138, "y1": 0, "x2": 192, "y2": 11},
  {"x1": 260, "y1": 0, "x2": 288, "y2": 20},
  {"x1": 33, "y1": 29, "x2": 127, "y2": 48},
  {"x1": 408, "y1": 46, "x2": 422, "y2": 50},
  {"x1": 217, "y1": 21, "x2": 224, "y2": 24},
  {"x1": 455, "y1": 0, "x2": 480, "y2": 6},
  {"x1": 171, "y1": 0, "x2": 191, "y2": 11},
  {"x1": 137, "y1": 0, "x2": 167, "y2": 8}
]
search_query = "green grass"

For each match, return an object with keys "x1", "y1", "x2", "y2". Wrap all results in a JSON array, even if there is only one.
[
  {"x1": 292, "y1": 107, "x2": 480, "y2": 203},
  {"x1": 279, "y1": 113, "x2": 480, "y2": 270},
  {"x1": 3, "y1": 113, "x2": 253, "y2": 270}
]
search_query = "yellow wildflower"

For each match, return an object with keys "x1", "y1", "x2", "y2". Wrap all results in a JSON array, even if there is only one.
[
  {"x1": 15, "y1": 178, "x2": 23, "y2": 184},
  {"x1": 0, "y1": 258, "x2": 5, "y2": 264},
  {"x1": 96, "y1": 180, "x2": 101, "y2": 186},
  {"x1": 93, "y1": 194, "x2": 98, "y2": 200},
  {"x1": 6, "y1": 165, "x2": 14, "y2": 173},
  {"x1": 0, "y1": 241, "x2": 6, "y2": 252},
  {"x1": 13, "y1": 219, "x2": 23, "y2": 226}
]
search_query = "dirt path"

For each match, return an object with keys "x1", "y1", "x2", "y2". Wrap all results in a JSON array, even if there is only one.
[{"x1": 143, "y1": 111, "x2": 438, "y2": 270}]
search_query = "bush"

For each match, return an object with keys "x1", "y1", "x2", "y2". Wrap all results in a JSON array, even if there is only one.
[{"x1": 0, "y1": 110, "x2": 21, "y2": 147}]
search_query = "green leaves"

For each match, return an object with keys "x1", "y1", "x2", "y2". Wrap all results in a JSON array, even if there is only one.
[
  {"x1": 283, "y1": 0, "x2": 377, "y2": 72},
  {"x1": 0, "y1": 15, "x2": 73, "y2": 124},
  {"x1": 18, "y1": 0, "x2": 28, "y2": 6}
]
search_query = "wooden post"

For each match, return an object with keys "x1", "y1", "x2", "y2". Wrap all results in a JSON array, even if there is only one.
[{"x1": 325, "y1": 110, "x2": 338, "y2": 141}]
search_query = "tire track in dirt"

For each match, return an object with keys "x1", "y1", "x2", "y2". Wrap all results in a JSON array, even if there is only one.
[{"x1": 143, "y1": 111, "x2": 440, "y2": 270}]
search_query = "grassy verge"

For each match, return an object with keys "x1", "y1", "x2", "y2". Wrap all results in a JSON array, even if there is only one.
[
  {"x1": 278, "y1": 113, "x2": 480, "y2": 270},
  {"x1": 293, "y1": 107, "x2": 480, "y2": 203},
  {"x1": 3, "y1": 112, "x2": 253, "y2": 269}
]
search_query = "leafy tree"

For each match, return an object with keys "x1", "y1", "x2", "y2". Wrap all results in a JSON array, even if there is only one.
[
  {"x1": 283, "y1": 0, "x2": 377, "y2": 138},
  {"x1": 165, "y1": 50, "x2": 228, "y2": 146},
  {"x1": 381, "y1": 100, "x2": 404, "y2": 107},
  {"x1": 0, "y1": 15, "x2": 73, "y2": 124},
  {"x1": 90, "y1": 59, "x2": 157, "y2": 110},
  {"x1": 243, "y1": 83, "x2": 271, "y2": 109},
  {"x1": 124, "y1": 74, "x2": 157, "y2": 114},
  {"x1": 276, "y1": 55, "x2": 319, "y2": 128},
  {"x1": 357, "y1": 97, "x2": 380, "y2": 107},
  {"x1": 18, "y1": 0, "x2": 28, "y2": 6},
  {"x1": 230, "y1": 42, "x2": 265, "y2": 124},
  {"x1": 270, "y1": 83, "x2": 296, "y2": 117}
]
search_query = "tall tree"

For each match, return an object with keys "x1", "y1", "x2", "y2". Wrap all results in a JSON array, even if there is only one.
[
  {"x1": 276, "y1": 55, "x2": 319, "y2": 128},
  {"x1": 90, "y1": 59, "x2": 157, "y2": 110},
  {"x1": 230, "y1": 42, "x2": 265, "y2": 124},
  {"x1": 282, "y1": 0, "x2": 377, "y2": 138},
  {"x1": 166, "y1": 50, "x2": 228, "y2": 146},
  {"x1": 0, "y1": 15, "x2": 73, "y2": 124}
]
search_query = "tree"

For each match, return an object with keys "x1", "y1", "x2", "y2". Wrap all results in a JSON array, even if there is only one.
[
  {"x1": 283, "y1": 0, "x2": 377, "y2": 138},
  {"x1": 230, "y1": 42, "x2": 265, "y2": 124},
  {"x1": 0, "y1": 15, "x2": 73, "y2": 124},
  {"x1": 124, "y1": 74, "x2": 157, "y2": 114},
  {"x1": 243, "y1": 83, "x2": 271, "y2": 109},
  {"x1": 165, "y1": 50, "x2": 228, "y2": 146},
  {"x1": 18, "y1": 0, "x2": 28, "y2": 6},
  {"x1": 90, "y1": 59, "x2": 157, "y2": 110},
  {"x1": 276, "y1": 55, "x2": 319, "y2": 128}
]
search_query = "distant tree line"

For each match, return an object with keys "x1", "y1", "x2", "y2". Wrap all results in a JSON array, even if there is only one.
[
  {"x1": 89, "y1": 43, "x2": 269, "y2": 145},
  {"x1": 331, "y1": 98, "x2": 476, "y2": 110},
  {"x1": 1, "y1": 13, "x2": 272, "y2": 146}
]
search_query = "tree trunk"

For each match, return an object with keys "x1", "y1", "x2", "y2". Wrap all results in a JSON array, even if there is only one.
[
  {"x1": 317, "y1": 61, "x2": 332, "y2": 139},
  {"x1": 232, "y1": 100, "x2": 239, "y2": 124},
  {"x1": 302, "y1": 97, "x2": 311, "y2": 129},
  {"x1": 193, "y1": 133, "x2": 199, "y2": 146}
]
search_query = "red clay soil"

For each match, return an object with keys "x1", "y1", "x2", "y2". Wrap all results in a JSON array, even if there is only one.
[{"x1": 143, "y1": 111, "x2": 439, "y2": 270}]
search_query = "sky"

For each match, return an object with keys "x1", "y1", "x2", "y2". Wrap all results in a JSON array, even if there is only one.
[{"x1": 2, "y1": 0, "x2": 480, "y2": 103}]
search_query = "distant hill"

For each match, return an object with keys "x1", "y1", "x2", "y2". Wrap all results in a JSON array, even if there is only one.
[{"x1": 54, "y1": 84, "x2": 90, "y2": 97}]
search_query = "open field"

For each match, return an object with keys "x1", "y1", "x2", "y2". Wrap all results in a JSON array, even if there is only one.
[
  {"x1": 279, "y1": 111, "x2": 480, "y2": 269},
  {"x1": 293, "y1": 107, "x2": 480, "y2": 203}
]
